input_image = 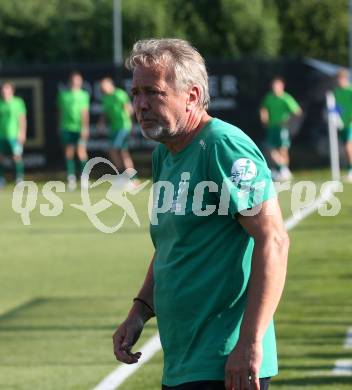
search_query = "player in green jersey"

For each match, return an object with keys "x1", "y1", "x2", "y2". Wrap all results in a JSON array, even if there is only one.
[
  {"x1": 0, "y1": 82, "x2": 27, "y2": 187},
  {"x1": 260, "y1": 77, "x2": 301, "y2": 181},
  {"x1": 112, "y1": 39, "x2": 289, "y2": 390},
  {"x1": 334, "y1": 69, "x2": 352, "y2": 182},
  {"x1": 57, "y1": 72, "x2": 90, "y2": 190},
  {"x1": 99, "y1": 77, "x2": 135, "y2": 172}
]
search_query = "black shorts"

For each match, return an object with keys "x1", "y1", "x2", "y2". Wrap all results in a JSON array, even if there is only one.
[{"x1": 162, "y1": 377, "x2": 271, "y2": 390}]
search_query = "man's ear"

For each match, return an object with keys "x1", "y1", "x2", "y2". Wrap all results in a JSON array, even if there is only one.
[{"x1": 186, "y1": 85, "x2": 201, "y2": 112}]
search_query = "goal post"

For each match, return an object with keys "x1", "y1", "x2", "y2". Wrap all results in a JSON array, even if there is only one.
[{"x1": 326, "y1": 91, "x2": 341, "y2": 181}]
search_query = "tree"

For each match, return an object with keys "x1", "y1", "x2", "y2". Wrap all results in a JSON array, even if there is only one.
[
  {"x1": 122, "y1": 0, "x2": 175, "y2": 57},
  {"x1": 275, "y1": 0, "x2": 348, "y2": 65},
  {"x1": 0, "y1": 0, "x2": 107, "y2": 63},
  {"x1": 0, "y1": 0, "x2": 348, "y2": 65},
  {"x1": 169, "y1": 0, "x2": 281, "y2": 58}
]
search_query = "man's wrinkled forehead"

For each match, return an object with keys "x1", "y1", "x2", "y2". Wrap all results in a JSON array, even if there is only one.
[{"x1": 132, "y1": 64, "x2": 175, "y2": 89}]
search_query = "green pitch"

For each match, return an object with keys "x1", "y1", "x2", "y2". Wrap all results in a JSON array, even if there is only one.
[{"x1": 0, "y1": 171, "x2": 351, "y2": 390}]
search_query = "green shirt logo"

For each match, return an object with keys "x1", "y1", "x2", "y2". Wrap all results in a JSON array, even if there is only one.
[{"x1": 231, "y1": 158, "x2": 257, "y2": 184}]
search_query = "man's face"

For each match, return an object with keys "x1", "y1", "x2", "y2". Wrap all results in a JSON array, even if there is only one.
[
  {"x1": 272, "y1": 79, "x2": 284, "y2": 95},
  {"x1": 1, "y1": 84, "x2": 14, "y2": 100},
  {"x1": 337, "y1": 74, "x2": 349, "y2": 88},
  {"x1": 131, "y1": 65, "x2": 189, "y2": 141},
  {"x1": 100, "y1": 79, "x2": 114, "y2": 95},
  {"x1": 70, "y1": 74, "x2": 83, "y2": 89}
]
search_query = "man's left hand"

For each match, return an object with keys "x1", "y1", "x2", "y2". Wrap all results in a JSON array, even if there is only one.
[{"x1": 224, "y1": 340, "x2": 263, "y2": 390}]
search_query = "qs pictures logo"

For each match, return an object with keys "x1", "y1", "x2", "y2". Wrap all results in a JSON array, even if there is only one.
[
  {"x1": 71, "y1": 157, "x2": 150, "y2": 233},
  {"x1": 11, "y1": 157, "x2": 150, "y2": 233}
]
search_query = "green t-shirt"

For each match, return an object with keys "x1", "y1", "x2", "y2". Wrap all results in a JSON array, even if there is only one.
[
  {"x1": 0, "y1": 96, "x2": 26, "y2": 140},
  {"x1": 57, "y1": 89, "x2": 89, "y2": 132},
  {"x1": 102, "y1": 88, "x2": 132, "y2": 132},
  {"x1": 150, "y1": 118, "x2": 278, "y2": 386},
  {"x1": 261, "y1": 92, "x2": 300, "y2": 128},
  {"x1": 334, "y1": 86, "x2": 352, "y2": 127}
]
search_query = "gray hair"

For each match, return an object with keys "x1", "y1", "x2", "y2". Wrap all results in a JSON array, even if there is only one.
[{"x1": 126, "y1": 38, "x2": 210, "y2": 109}]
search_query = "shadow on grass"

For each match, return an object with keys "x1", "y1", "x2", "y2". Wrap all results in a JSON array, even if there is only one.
[
  {"x1": 0, "y1": 226, "x2": 151, "y2": 235},
  {"x1": 307, "y1": 352, "x2": 352, "y2": 360},
  {"x1": 278, "y1": 332, "x2": 348, "y2": 338},
  {"x1": 293, "y1": 222, "x2": 352, "y2": 232},
  {"x1": 278, "y1": 352, "x2": 352, "y2": 362},
  {"x1": 0, "y1": 297, "x2": 158, "y2": 333},
  {"x1": 0, "y1": 323, "x2": 158, "y2": 332},
  {"x1": 0, "y1": 298, "x2": 44, "y2": 321},
  {"x1": 279, "y1": 364, "x2": 334, "y2": 371},
  {"x1": 272, "y1": 376, "x2": 352, "y2": 387}
]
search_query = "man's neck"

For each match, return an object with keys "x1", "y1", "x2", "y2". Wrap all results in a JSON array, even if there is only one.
[{"x1": 164, "y1": 110, "x2": 212, "y2": 154}]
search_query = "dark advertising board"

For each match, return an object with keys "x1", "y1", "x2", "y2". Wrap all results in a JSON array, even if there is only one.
[{"x1": 0, "y1": 58, "x2": 335, "y2": 173}]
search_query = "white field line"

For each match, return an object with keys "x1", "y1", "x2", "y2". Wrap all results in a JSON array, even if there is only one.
[
  {"x1": 283, "y1": 181, "x2": 338, "y2": 230},
  {"x1": 344, "y1": 327, "x2": 352, "y2": 349},
  {"x1": 332, "y1": 360, "x2": 352, "y2": 376},
  {"x1": 92, "y1": 181, "x2": 337, "y2": 390},
  {"x1": 331, "y1": 327, "x2": 352, "y2": 376}
]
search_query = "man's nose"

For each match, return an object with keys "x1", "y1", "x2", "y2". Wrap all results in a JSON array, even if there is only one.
[{"x1": 134, "y1": 94, "x2": 150, "y2": 111}]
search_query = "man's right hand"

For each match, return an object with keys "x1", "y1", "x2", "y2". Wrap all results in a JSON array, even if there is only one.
[
  {"x1": 113, "y1": 312, "x2": 145, "y2": 364},
  {"x1": 113, "y1": 258, "x2": 155, "y2": 364}
]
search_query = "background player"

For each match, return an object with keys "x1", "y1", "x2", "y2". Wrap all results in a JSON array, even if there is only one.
[
  {"x1": 0, "y1": 82, "x2": 26, "y2": 187},
  {"x1": 57, "y1": 72, "x2": 90, "y2": 191},
  {"x1": 99, "y1": 77, "x2": 135, "y2": 172},
  {"x1": 333, "y1": 69, "x2": 352, "y2": 182},
  {"x1": 260, "y1": 77, "x2": 302, "y2": 180}
]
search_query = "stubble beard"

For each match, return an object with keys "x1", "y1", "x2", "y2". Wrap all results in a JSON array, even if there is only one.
[{"x1": 140, "y1": 123, "x2": 179, "y2": 142}]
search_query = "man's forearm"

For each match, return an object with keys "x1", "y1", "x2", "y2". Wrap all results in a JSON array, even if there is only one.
[
  {"x1": 19, "y1": 115, "x2": 27, "y2": 141},
  {"x1": 239, "y1": 234, "x2": 288, "y2": 343},
  {"x1": 128, "y1": 255, "x2": 155, "y2": 323},
  {"x1": 290, "y1": 107, "x2": 302, "y2": 121},
  {"x1": 82, "y1": 110, "x2": 89, "y2": 130}
]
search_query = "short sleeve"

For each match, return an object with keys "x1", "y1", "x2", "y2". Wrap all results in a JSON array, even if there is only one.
[
  {"x1": 81, "y1": 91, "x2": 89, "y2": 110},
  {"x1": 18, "y1": 98, "x2": 26, "y2": 115},
  {"x1": 121, "y1": 90, "x2": 131, "y2": 104},
  {"x1": 209, "y1": 135, "x2": 276, "y2": 216}
]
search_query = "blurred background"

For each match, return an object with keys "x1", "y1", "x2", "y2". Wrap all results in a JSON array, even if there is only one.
[
  {"x1": 0, "y1": 1, "x2": 351, "y2": 390},
  {"x1": 0, "y1": 0, "x2": 349, "y2": 176}
]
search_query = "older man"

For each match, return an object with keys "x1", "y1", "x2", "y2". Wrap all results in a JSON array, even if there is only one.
[{"x1": 113, "y1": 39, "x2": 289, "y2": 390}]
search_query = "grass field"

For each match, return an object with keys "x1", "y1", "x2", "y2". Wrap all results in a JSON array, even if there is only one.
[{"x1": 0, "y1": 171, "x2": 351, "y2": 390}]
